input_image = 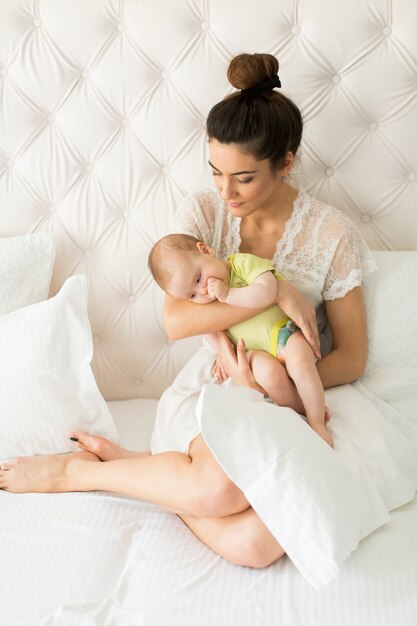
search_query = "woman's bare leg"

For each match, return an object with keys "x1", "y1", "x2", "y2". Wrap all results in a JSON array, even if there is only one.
[
  {"x1": 73, "y1": 435, "x2": 285, "y2": 569},
  {"x1": 0, "y1": 435, "x2": 284, "y2": 569},
  {"x1": 0, "y1": 435, "x2": 249, "y2": 518},
  {"x1": 179, "y1": 507, "x2": 285, "y2": 569}
]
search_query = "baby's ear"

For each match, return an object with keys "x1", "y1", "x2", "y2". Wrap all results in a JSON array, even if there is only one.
[{"x1": 196, "y1": 241, "x2": 214, "y2": 255}]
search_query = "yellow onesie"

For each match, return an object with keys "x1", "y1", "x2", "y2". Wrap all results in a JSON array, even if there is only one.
[{"x1": 226, "y1": 253, "x2": 298, "y2": 359}]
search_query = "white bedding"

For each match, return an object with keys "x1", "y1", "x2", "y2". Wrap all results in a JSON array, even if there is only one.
[
  {"x1": 1, "y1": 384, "x2": 417, "y2": 626},
  {"x1": 198, "y1": 380, "x2": 417, "y2": 588},
  {"x1": 1, "y1": 253, "x2": 416, "y2": 624}
]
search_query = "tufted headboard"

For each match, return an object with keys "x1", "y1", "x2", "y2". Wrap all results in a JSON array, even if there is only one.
[{"x1": 1, "y1": 0, "x2": 416, "y2": 401}]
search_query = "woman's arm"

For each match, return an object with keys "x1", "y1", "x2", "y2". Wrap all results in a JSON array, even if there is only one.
[
  {"x1": 275, "y1": 280, "x2": 321, "y2": 358},
  {"x1": 316, "y1": 286, "x2": 367, "y2": 388},
  {"x1": 163, "y1": 295, "x2": 265, "y2": 340},
  {"x1": 164, "y1": 278, "x2": 321, "y2": 357}
]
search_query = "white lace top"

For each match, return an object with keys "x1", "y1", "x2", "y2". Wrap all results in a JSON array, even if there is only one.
[{"x1": 172, "y1": 188, "x2": 376, "y2": 352}]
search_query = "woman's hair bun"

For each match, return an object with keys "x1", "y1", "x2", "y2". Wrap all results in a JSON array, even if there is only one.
[{"x1": 227, "y1": 53, "x2": 280, "y2": 91}]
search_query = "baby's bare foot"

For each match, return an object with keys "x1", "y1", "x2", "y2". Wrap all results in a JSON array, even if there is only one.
[
  {"x1": 309, "y1": 421, "x2": 334, "y2": 448},
  {"x1": 0, "y1": 451, "x2": 99, "y2": 494},
  {"x1": 69, "y1": 432, "x2": 150, "y2": 461}
]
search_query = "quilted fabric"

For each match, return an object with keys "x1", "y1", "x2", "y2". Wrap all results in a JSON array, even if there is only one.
[
  {"x1": 0, "y1": 0, "x2": 416, "y2": 399},
  {"x1": 0, "y1": 232, "x2": 55, "y2": 314}
]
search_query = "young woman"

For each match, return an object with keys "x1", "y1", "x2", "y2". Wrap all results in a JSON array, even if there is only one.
[{"x1": 0, "y1": 53, "x2": 375, "y2": 569}]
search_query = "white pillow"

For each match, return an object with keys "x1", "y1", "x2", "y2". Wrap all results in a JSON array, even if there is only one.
[
  {"x1": 197, "y1": 382, "x2": 417, "y2": 589},
  {"x1": 0, "y1": 233, "x2": 56, "y2": 314},
  {"x1": 0, "y1": 275, "x2": 119, "y2": 462},
  {"x1": 363, "y1": 250, "x2": 417, "y2": 372}
]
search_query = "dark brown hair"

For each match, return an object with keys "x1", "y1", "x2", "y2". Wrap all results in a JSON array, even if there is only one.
[{"x1": 206, "y1": 53, "x2": 303, "y2": 170}]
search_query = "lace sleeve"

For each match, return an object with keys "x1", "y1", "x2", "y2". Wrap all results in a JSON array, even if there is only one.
[
  {"x1": 322, "y1": 215, "x2": 377, "y2": 301},
  {"x1": 171, "y1": 190, "x2": 219, "y2": 247}
]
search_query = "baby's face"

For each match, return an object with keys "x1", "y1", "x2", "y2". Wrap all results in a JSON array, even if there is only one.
[{"x1": 167, "y1": 249, "x2": 229, "y2": 304}]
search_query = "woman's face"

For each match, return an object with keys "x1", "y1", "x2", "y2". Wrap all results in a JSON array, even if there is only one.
[{"x1": 208, "y1": 140, "x2": 289, "y2": 218}]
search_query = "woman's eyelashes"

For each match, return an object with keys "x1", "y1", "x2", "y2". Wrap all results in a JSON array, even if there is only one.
[{"x1": 211, "y1": 172, "x2": 254, "y2": 184}]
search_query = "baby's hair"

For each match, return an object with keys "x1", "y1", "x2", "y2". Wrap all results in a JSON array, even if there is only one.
[{"x1": 148, "y1": 233, "x2": 202, "y2": 291}]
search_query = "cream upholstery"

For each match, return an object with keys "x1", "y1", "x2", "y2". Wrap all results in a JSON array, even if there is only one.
[{"x1": 0, "y1": 0, "x2": 416, "y2": 400}]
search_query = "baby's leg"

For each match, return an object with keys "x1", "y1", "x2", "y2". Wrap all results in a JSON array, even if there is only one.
[
  {"x1": 247, "y1": 350, "x2": 304, "y2": 414},
  {"x1": 282, "y1": 333, "x2": 333, "y2": 447}
]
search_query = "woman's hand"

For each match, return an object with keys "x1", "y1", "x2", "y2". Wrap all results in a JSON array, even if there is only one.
[
  {"x1": 216, "y1": 332, "x2": 264, "y2": 393},
  {"x1": 276, "y1": 280, "x2": 321, "y2": 359}
]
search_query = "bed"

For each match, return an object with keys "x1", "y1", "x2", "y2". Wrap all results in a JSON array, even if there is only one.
[{"x1": 1, "y1": 1, "x2": 416, "y2": 624}]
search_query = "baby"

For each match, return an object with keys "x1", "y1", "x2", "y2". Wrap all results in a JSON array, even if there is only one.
[{"x1": 148, "y1": 233, "x2": 333, "y2": 447}]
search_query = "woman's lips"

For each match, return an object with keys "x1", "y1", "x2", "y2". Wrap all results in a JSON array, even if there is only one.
[{"x1": 228, "y1": 202, "x2": 244, "y2": 208}]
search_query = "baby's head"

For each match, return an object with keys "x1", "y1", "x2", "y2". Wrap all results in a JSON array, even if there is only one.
[{"x1": 148, "y1": 233, "x2": 229, "y2": 303}]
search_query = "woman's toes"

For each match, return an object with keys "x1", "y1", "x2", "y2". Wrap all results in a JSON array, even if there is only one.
[
  {"x1": 69, "y1": 431, "x2": 89, "y2": 443},
  {"x1": 69, "y1": 432, "x2": 117, "y2": 460},
  {"x1": 0, "y1": 459, "x2": 18, "y2": 470},
  {"x1": 69, "y1": 432, "x2": 100, "y2": 452}
]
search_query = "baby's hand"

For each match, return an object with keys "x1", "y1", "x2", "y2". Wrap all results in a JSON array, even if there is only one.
[
  {"x1": 211, "y1": 356, "x2": 229, "y2": 384},
  {"x1": 207, "y1": 277, "x2": 229, "y2": 302}
]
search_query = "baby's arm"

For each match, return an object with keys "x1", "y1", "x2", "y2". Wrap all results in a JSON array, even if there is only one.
[{"x1": 208, "y1": 271, "x2": 278, "y2": 308}]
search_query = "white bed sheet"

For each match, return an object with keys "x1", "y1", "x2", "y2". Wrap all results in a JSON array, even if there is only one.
[{"x1": 1, "y1": 386, "x2": 417, "y2": 626}]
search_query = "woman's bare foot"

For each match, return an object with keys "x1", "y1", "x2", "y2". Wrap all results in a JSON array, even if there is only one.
[
  {"x1": 0, "y1": 451, "x2": 100, "y2": 494},
  {"x1": 69, "y1": 432, "x2": 150, "y2": 461}
]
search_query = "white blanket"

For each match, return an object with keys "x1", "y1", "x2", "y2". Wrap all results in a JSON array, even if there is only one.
[{"x1": 196, "y1": 380, "x2": 417, "y2": 588}]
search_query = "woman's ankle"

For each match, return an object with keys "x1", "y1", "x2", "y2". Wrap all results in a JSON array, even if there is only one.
[{"x1": 65, "y1": 452, "x2": 100, "y2": 491}]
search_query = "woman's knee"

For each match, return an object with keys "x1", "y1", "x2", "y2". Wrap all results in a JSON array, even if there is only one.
[
  {"x1": 227, "y1": 518, "x2": 285, "y2": 569},
  {"x1": 186, "y1": 436, "x2": 248, "y2": 518},
  {"x1": 188, "y1": 474, "x2": 247, "y2": 518}
]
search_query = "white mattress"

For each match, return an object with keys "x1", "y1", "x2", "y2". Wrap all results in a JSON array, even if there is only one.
[{"x1": 1, "y1": 378, "x2": 417, "y2": 626}]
